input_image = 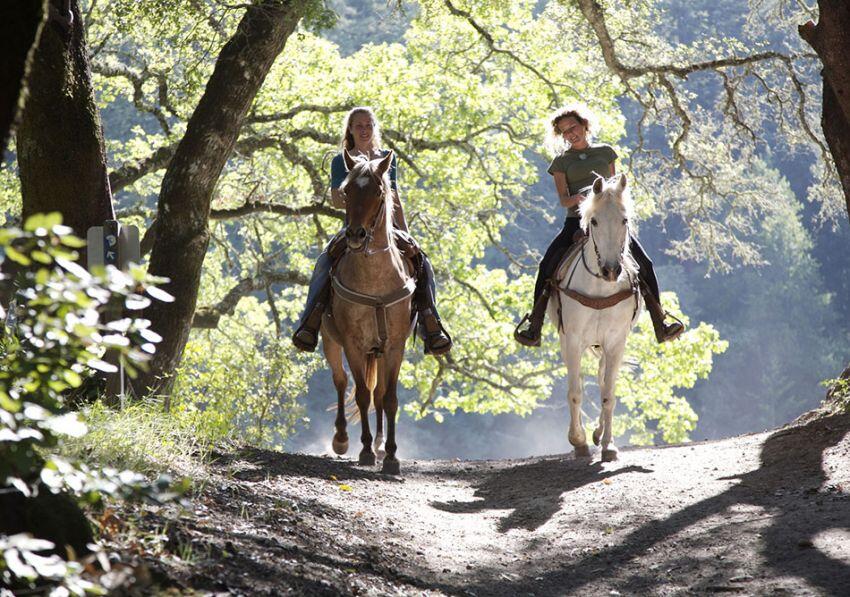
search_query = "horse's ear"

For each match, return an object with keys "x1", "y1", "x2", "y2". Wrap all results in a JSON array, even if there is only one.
[
  {"x1": 343, "y1": 149, "x2": 357, "y2": 172},
  {"x1": 592, "y1": 177, "x2": 604, "y2": 195},
  {"x1": 375, "y1": 150, "x2": 394, "y2": 177},
  {"x1": 618, "y1": 173, "x2": 627, "y2": 190}
]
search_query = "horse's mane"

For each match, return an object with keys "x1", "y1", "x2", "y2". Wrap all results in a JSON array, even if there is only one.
[{"x1": 579, "y1": 176, "x2": 638, "y2": 276}]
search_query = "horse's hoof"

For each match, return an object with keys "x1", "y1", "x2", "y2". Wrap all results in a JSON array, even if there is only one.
[
  {"x1": 601, "y1": 448, "x2": 618, "y2": 462},
  {"x1": 332, "y1": 437, "x2": 349, "y2": 455},
  {"x1": 358, "y1": 451, "x2": 376, "y2": 466},
  {"x1": 592, "y1": 428, "x2": 602, "y2": 446},
  {"x1": 381, "y1": 458, "x2": 400, "y2": 475},
  {"x1": 574, "y1": 445, "x2": 592, "y2": 459}
]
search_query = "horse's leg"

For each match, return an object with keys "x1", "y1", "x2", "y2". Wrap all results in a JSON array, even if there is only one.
[
  {"x1": 323, "y1": 333, "x2": 349, "y2": 455},
  {"x1": 599, "y1": 343, "x2": 626, "y2": 462},
  {"x1": 352, "y1": 354, "x2": 376, "y2": 466},
  {"x1": 380, "y1": 348, "x2": 404, "y2": 475},
  {"x1": 373, "y1": 359, "x2": 387, "y2": 459},
  {"x1": 565, "y1": 340, "x2": 590, "y2": 457},
  {"x1": 593, "y1": 352, "x2": 607, "y2": 447}
]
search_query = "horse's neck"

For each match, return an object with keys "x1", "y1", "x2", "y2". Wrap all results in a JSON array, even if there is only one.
[{"x1": 339, "y1": 225, "x2": 406, "y2": 291}]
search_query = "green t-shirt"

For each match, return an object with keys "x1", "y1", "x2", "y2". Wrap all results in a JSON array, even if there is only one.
[{"x1": 547, "y1": 144, "x2": 618, "y2": 217}]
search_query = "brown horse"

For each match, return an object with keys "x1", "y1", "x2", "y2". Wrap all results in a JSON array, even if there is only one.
[{"x1": 321, "y1": 149, "x2": 415, "y2": 475}]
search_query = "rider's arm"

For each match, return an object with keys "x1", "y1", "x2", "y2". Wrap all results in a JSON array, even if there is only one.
[
  {"x1": 553, "y1": 172, "x2": 584, "y2": 208},
  {"x1": 388, "y1": 153, "x2": 409, "y2": 232},
  {"x1": 329, "y1": 154, "x2": 347, "y2": 208}
]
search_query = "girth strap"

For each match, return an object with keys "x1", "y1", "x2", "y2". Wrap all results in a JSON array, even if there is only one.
[{"x1": 331, "y1": 275, "x2": 417, "y2": 356}]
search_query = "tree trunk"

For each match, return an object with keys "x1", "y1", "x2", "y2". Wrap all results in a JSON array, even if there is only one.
[
  {"x1": 0, "y1": 0, "x2": 46, "y2": 161},
  {"x1": 16, "y1": 0, "x2": 114, "y2": 242},
  {"x1": 137, "y1": 1, "x2": 305, "y2": 397},
  {"x1": 799, "y1": 0, "x2": 850, "y2": 220}
]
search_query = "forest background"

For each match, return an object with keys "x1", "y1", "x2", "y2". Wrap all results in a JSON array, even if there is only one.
[{"x1": 2, "y1": 0, "x2": 848, "y2": 461}]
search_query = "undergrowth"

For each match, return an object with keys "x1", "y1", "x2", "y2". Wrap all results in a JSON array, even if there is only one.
[{"x1": 60, "y1": 398, "x2": 230, "y2": 476}]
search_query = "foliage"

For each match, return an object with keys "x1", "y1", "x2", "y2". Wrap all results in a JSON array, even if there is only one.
[
  {"x1": 612, "y1": 293, "x2": 727, "y2": 444},
  {"x1": 171, "y1": 298, "x2": 319, "y2": 447},
  {"x1": 0, "y1": 214, "x2": 185, "y2": 593},
  {"x1": 61, "y1": 0, "x2": 735, "y2": 442},
  {"x1": 1, "y1": 534, "x2": 102, "y2": 596}
]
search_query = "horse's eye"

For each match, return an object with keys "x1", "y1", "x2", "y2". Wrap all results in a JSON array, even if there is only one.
[
  {"x1": 622, "y1": 218, "x2": 628, "y2": 225},
  {"x1": 591, "y1": 218, "x2": 598, "y2": 227}
]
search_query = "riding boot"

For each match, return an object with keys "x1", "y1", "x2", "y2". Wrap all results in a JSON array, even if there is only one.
[
  {"x1": 292, "y1": 297, "x2": 327, "y2": 352},
  {"x1": 641, "y1": 283, "x2": 685, "y2": 343},
  {"x1": 414, "y1": 253, "x2": 452, "y2": 356},
  {"x1": 514, "y1": 286, "x2": 550, "y2": 347},
  {"x1": 292, "y1": 251, "x2": 333, "y2": 352}
]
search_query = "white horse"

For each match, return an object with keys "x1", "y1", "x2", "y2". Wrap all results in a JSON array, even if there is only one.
[{"x1": 548, "y1": 174, "x2": 643, "y2": 462}]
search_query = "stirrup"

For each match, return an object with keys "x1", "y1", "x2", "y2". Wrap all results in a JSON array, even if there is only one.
[
  {"x1": 659, "y1": 311, "x2": 685, "y2": 343},
  {"x1": 423, "y1": 329, "x2": 452, "y2": 356},
  {"x1": 292, "y1": 328, "x2": 318, "y2": 352},
  {"x1": 513, "y1": 313, "x2": 541, "y2": 347}
]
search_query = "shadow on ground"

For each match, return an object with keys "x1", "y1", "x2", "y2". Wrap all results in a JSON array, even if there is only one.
[
  {"x1": 431, "y1": 456, "x2": 652, "y2": 532},
  {"x1": 464, "y1": 413, "x2": 850, "y2": 596}
]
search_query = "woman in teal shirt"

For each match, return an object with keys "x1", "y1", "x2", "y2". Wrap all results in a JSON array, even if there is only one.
[
  {"x1": 292, "y1": 107, "x2": 452, "y2": 355},
  {"x1": 514, "y1": 104, "x2": 683, "y2": 346}
]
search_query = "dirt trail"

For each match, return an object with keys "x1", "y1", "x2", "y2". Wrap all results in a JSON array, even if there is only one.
[{"x1": 110, "y1": 412, "x2": 850, "y2": 596}]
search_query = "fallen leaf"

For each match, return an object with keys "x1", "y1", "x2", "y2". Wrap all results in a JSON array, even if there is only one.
[
  {"x1": 602, "y1": 478, "x2": 613, "y2": 485},
  {"x1": 339, "y1": 484, "x2": 352, "y2": 492}
]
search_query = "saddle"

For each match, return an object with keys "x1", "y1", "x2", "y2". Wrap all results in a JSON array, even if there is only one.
[{"x1": 327, "y1": 228, "x2": 421, "y2": 261}]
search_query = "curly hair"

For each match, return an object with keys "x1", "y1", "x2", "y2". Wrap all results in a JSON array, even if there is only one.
[
  {"x1": 546, "y1": 102, "x2": 600, "y2": 154},
  {"x1": 339, "y1": 106, "x2": 383, "y2": 152}
]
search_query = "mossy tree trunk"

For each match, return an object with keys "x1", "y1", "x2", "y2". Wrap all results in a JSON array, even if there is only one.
[
  {"x1": 799, "y1": 1, "x2": 850, "y2": 386},
  {"x1": 0, "y1": 0, "x2": 46, "y2": 160},
  {"x1": 799, "y1": 0, "x2": 850, "y2": 221},
  {"x1": 136, "y1": 1, "x2": 307, "y2": 397},
  {"x1": 16, "y1": 0, "x2": 114, "y2": 245}
]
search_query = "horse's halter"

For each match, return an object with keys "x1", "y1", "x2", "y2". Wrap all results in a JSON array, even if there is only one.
[
  {"x1": 583, "y1": 215, "x2": 630, "y2": 282},
  {"x1": 344, "y1": 171, "x2": 391, "y2": 256}
]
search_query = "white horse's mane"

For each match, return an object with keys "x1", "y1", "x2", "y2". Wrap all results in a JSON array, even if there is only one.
[
  {"x1": 579, "y1": 175, "x2": 638, "y2": 276},
  {"x1": 579, "y1": 175, "x2": 635, "y2": 230}
]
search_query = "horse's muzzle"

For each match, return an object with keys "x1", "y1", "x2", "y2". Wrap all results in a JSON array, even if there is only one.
[
  {"x1": 600, "y1": 263, "x2": 622, "y2": 282},
  {"x1": 345, "y1": 226, "x2": 368, "y2": 251}
]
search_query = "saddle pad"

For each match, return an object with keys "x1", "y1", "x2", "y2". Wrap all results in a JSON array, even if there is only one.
[{"x1": 554, "y1": 240, "x2": 585, "y2": 283}]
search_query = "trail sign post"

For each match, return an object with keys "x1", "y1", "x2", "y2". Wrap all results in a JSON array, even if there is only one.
[{"x1": 87, "y1": 220, "x2": 140, "y2": 407}]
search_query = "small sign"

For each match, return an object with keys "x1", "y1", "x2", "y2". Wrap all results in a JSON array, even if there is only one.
[{"x1": 87, "y1": 221, "x2": 140, "y2": 270}]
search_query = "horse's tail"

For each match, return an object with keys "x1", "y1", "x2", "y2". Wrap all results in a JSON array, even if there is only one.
[
  {"x1": 365, "y1": 353, "x2": 378, "y2": 398},
  {"x1": 341, "y1": 355, "x2": 379, "y2": 424}
]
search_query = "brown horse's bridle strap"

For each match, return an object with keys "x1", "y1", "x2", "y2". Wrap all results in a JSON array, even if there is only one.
[{"x1": 331, "y1": 275, "x2": 416, "y2": 356}]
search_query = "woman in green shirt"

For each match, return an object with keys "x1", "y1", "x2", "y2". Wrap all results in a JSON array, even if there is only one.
[{"x1": 514, "y1": 104, "x2": 684, "y2": 346}]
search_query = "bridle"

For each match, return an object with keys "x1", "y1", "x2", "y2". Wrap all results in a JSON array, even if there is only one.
[
  {"x1": 345, "y1": 173, "x2": 391, "y2": 256},
  {"x1": 582, "y1": 222, "x2": 628, "y2": 280}
]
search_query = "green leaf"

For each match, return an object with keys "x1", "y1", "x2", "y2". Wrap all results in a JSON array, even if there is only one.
[
  {"x1": 4, "y1": 245, "x2": 31, "y2": 266},
  {"x1": 30, "y1": 250, "x2": 52, "y2": 264}
]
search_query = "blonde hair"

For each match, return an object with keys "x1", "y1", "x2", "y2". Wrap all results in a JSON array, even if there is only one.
[
  {"x1": 340, "y1": 106, "x2": 383, "y2": 152},
  {"x1": 545, "y1": 102, "x2": 600, "y2": 154}
]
